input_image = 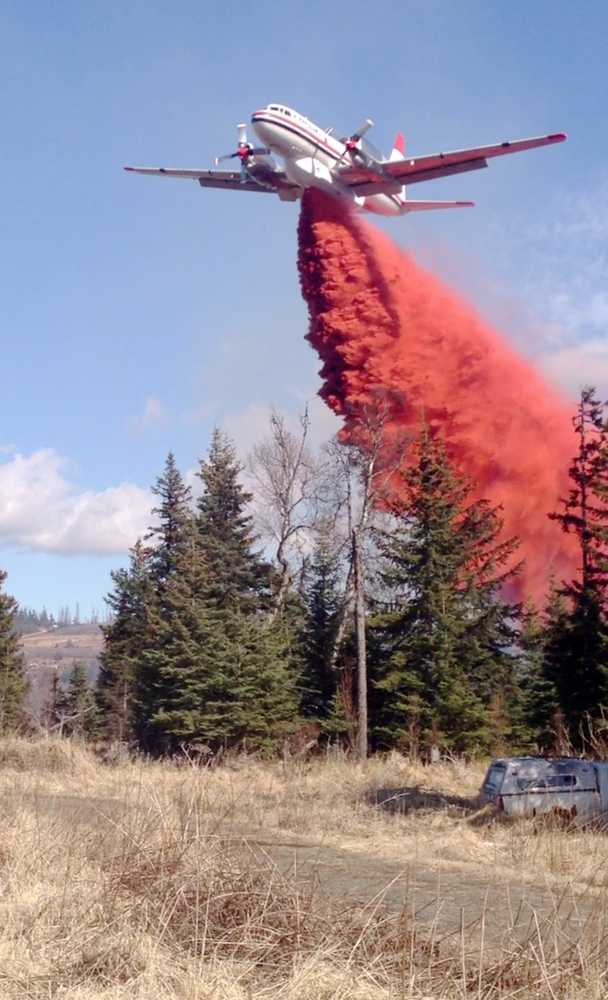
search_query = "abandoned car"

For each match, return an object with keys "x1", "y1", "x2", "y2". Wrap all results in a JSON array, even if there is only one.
[{"x1": 480, "y1": 756, "x2": 608, "y2": 821}]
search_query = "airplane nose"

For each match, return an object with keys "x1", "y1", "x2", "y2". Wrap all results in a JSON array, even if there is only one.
[{"x1": 251, "y1": 113, "x2": 270, "y2": 143}]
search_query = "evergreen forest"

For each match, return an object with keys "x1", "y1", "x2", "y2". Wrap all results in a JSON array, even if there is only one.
[{"x1": 3, "y1": 388, "x2": 608, "y2": 760}]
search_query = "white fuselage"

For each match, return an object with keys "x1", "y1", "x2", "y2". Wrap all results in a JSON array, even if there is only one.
[{"x1": 251, "y1": 104, "x2": 403, "y2": 216}]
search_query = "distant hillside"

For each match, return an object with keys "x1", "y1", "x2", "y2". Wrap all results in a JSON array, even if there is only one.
[{"x1": 21, "y1": 624, "x2": 104, "y2": 719}]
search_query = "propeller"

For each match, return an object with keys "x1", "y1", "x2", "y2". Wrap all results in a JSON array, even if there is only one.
[
  {"x1": 336, "y1": 118, "x2": 375, "y2": 168},
  {"x1": 214, "y1": 124, "x2": 271, "y2": 181}
]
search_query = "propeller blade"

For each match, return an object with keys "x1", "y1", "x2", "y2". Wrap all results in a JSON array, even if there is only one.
[
  {"x1": 335, "y1": 118, "x2": 375, "y2": 167},
  {"x1": 335, "y1": 147, "x2": 349, "y2": 167},
  {"x1": 352, "y1": 118, "x2": 374, "y2": 141},
  {"x1": 237, "y1": 123, "x2": 248, "y2": 145},
  {"x1": 214, "y1": 152, "x2": 239, "y2": 165}
]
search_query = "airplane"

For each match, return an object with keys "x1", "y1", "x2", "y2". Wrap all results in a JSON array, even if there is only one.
[{"x1": 124, "y1": 103, "x2": 567, "y2": 218}]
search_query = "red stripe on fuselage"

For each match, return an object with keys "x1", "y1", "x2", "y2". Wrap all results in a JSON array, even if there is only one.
[{"x1": 251, "y1": 111, "x2": 342, "y2": 161}]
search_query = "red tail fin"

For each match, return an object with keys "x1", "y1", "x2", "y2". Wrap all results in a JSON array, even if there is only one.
[{"x1": 389, "y1": 132, "x2": 406, "y2": 165}]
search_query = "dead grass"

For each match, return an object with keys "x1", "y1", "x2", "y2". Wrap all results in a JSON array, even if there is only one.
[
  {"x1": 1, "y1": 738, "x2": 607, "y2": 998},
  {"x1": 0, "y1": 734, "x2": 99, "y2": 774}
]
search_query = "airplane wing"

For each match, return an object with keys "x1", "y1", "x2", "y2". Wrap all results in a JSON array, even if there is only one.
[
  {"x1": 339, "y1": 132, "x2": 567, "y2": 193},
  {"x1": 124, "y1": 165, "x2": 297, "y2": 195}
]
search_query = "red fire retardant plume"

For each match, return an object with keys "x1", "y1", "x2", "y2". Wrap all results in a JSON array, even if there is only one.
[{"x1": 297, "y1": 191, "x2": 578, "y2": 601}]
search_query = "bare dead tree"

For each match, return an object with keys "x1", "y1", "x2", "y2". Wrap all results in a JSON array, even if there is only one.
[
  {"x1": 247, "y1": 397, "x2": 408, "y2": 758},
  {"x1": 326, "y1": 393, "x2": 410, "y2": 760},
  {"x1": 248, "y1": 408, "x2": 320, "y2": 618}
]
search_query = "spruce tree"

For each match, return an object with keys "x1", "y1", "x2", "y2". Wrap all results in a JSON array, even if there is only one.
[
  {"x1": 148, "y1": 452, "x2": 193, "y2": 595},
  {"x1": 57, "y1": 662, "x2": 99, "y2": 738},
  {"x1": 195, "y1": 429, "x2": 270, "y2": 610},
  {"x1": 0, "y1": 570, "x2": 28, "y2": 732},
  {"x1": 135, "y1": 518, "x2": 219, "y2": 754},
  {"x1": 42, "y1": 668, "x2": 62, "y2": 733},
  {"x1": 205, "y1": 610, "x2": 297, "y2": 753},
  {"x1": 548, "y1": 387, "x2": 608, "y2": 742},
  {"x1": 110, "y1": 446, "x2": 299, "y2": 757},
  {"x1": 98, "y1": 541, "x2": 156, "y2": 742},
  {"x1": 132, "y1": 455, "x2": 199, "y2": 752},
  {"x1": 137, "y1": 522, "x2": 297, "y2": 755},
  {"x1": 543, "y1": 588, "x2": 608, "y2": 747},
  {"x1": 516, "y1": 598, "x2": 557, "y2": 750},
  {"x1": 126, "y1": 450, "x2": 199, "y2": 754},
  {"x1": 535, "y1": 584, "x2": 572, "y2": 749},
  {"x1": 370, "y1": 431, "x2": 520, "y2": 754},
  {"x1": 300, "y1": 523, "x2": 340, "y2": 719},
  {"x1": 550, "y1": 387, "x2": 608, "y2": 596}
]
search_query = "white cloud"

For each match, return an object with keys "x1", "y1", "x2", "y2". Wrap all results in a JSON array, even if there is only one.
[
  {"x1": 538, "y1": 338, "x2": 608, "y2": 396},
  {"x1": 129, "y1": 396, "x2": 168, "y2": 433},
  {"x1": 223, "y1": 404, "x2": 278, "y2": 458},
  {"x1": 0, "y1": 449, "x2": 152, "y2": 555},
  {"x1": 181, "y1": 402, "x2": 214, "y2": 426},
  {"x1": 223, "y1": 395, "x2": 340, "y2": 459},
  {"x1": 292, "y1": 393, "x2": 343, "y2": 448}
]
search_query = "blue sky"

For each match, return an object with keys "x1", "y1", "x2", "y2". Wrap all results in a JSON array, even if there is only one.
[{"x1": 2, "y1": 0, "x2": 607, "y2": 615}]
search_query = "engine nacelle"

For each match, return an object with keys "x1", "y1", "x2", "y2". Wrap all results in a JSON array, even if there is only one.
[
  {"x1": 247, "y1": 157, "x2": 290, "y2": 192},
  {"x1": 248, "y1": 153, "x2": 277, "y2": 172}
]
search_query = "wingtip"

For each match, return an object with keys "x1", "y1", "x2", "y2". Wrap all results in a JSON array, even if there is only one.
[
  {"x1": 124, "y1": 166, "x2": 135, "y2": 171},
  {"x1": 548, "y1": 132, "x2": 568, "y2": 142}
]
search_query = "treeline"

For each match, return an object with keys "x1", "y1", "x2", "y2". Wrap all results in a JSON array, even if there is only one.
[
  {"x1": 14, "y1": 607, "x2": 56, "y2": 634},
  {"x1": 2, "y1": 387, "x2": 608, "y2": 758},
  {"x1": 14, "y1": 604, "x2": 106, "y2": 634}
]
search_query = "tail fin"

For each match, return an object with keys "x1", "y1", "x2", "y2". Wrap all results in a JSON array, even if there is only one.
[{"x1": 388, "y1": 132, "x2": 406, "y2": 162}]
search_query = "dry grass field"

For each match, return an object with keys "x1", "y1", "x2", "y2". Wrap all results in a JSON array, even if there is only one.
[{"x1": 0, "y1": 738, "x2": 607, "y2": 998}]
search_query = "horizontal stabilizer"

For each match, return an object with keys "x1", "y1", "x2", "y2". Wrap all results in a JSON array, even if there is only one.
[{"x1": 400, "y1": 199, "x2": 474, "y2": 213}]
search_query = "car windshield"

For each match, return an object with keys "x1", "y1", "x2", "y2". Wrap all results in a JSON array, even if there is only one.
[{"x1": 483, "y1": 764, "x2": 506, "y2": 794}]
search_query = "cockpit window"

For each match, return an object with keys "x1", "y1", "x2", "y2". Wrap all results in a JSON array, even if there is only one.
[
  {"x1": 284, "y1": 109, "x2": 291, "y2": 116},
  {"x1": 269, "y1": 105, "x2": 278, "y2": 111}
]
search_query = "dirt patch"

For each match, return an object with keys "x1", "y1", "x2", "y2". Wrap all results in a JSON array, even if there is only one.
[
  {"x1": 241, "y1": 832, "x2": 595, "y2": 950},
  {"x1": 7, "y1": 783, "x2": 584, "y2": 948}
]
